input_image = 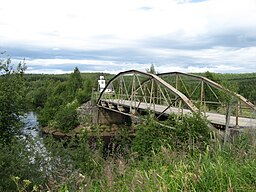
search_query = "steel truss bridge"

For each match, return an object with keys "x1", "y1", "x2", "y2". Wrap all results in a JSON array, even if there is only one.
[{"x1": 97, "y1": 70, "x2": 256, "y2": 129}]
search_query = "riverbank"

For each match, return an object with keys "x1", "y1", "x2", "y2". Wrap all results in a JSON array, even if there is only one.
[{"x1": 41, "y1": 123, "x2": 135, "y2": 139}]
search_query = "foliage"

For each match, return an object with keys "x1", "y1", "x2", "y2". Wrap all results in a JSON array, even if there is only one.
[
  {"x1": 40, "y1": 133, "x2": 104, "y2": 191},
  {"x1": 67, "y1": 67, "x2": 83, "y2": 101},
  {"x1": 132, "y1": 113, "x2": 210, "y2": 157},
  {"x1": 0, "y1": 54, "x2": 26, "y2": 142},
  {"x1": 77, "y1": 78, "x2": 93, "y2": 104},
  {"x1": 11, "y1": 176, "x2": 39, "y2": 192},
  {"x1": 38, "y1": 128, "x2": 256, "y2": 191},
  {"x1": 24, "y1": 68, "x2": 106, "y2": 131},
  {"x1": 146, "y1": 64, "x2": 157, "y2": 74},
  {"x1": 0, "y1": 138, "x2": 46, "y2": 191},
  {"x1": 5, "y1": 112, "x2": 256, "y2": 192},
  {"x1": 111, "y1": 126, "x2": 133, "y2": 157},
  {"x1": 54, "y1": 101, "x2": 80, "y2": 132},
  {"x1": 91, "y1": 140, "x2": 256, "y2": 192}
]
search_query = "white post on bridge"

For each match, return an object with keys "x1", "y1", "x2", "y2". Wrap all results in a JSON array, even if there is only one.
[{"x1": 98, "y1": 75, "x2": 106, "y2": 92}]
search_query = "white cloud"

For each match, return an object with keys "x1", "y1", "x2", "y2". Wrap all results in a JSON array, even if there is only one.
[
  {"x1": 26, "y1": 68, "x2": 72, "y2": 74},
  {"x1": 25, "y1": 58, "x2": 118, "y2": 66},
  {"x1": 1, "y1": 0, "x2": 256, "y2": 73},
  {"x1": 3, "y1": 0, "x2": 253, "y2": 47},
  {"x1": 22, "y1": 46, "x2": 255, "y2": 74}
]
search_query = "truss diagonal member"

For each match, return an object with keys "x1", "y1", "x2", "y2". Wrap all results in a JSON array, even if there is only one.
[
  {"x1": 163, "y1": 87, "x2": 176, "y2": 114},
  {"x1": 157, "y1": 83, "x2": 172, "y2": 108},
  {"x1": 150, "y1": 74, "x2": 198, "y2": 112},
  {"x1": 206, "y1": 83, "x2": 222, "y2": 106},
  {"x1": 120, "y1": 76, "x2": 129, "y2": 100},
  {"x1": 179, "y1": 76, "x2": 190, "y2": 98},
  {"x1": 189, "y1": 81, "x2": 201, "y2": 98},
  {"x1": 135, "y1": 74, "x2": 148, "y2": 108},
  {"x1": 157, "y1": 102, "x2": 174, "y2": 119}
]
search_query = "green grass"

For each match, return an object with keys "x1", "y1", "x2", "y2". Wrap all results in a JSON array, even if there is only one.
[
  {"x1": 48, "y1": 132, "x2": 256, "y2": 192},
  {"x1": 7, "y1": 134, "x2": 256, "y2": 192},
  {"x1": 44, "y1": 114, "x2": 256, "y2": 191},
  {"x1": 81, "y1": 142, "x2": 256, "y2": 192},
  {"x1": 6, "y1": 114, "x2": 256, "y2": 192}
]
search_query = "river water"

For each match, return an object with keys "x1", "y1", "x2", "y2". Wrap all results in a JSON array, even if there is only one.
[
  {"x1": 22, "y1": 112, "x2": 40, "y2": 137},
  {"x1": 21, "y1": 112, "x2": 48, "y2": 157}
]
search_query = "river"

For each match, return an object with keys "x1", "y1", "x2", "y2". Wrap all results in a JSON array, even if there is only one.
[
  {"x1": 22, "y1": 112, "x2": 41, "y2": 137},
  {"x1": 21, "y1": 112, "x2": 49, "y2": 164}
]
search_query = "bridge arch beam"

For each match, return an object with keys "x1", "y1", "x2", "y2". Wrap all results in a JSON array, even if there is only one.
[{"x1": 97, "y1": 70, "x2": 199, "y2": 120}]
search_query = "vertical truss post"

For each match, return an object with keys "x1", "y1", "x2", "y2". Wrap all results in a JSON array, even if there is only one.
[
  {"x1": 149, "y1": 79, "x2": 154, "y2": 109},
  {"x1": 157, "y1": 86, "x2": 160, "y2": 105},
  {"x1": 143, "y1": 83, "x2": 147, "y2": 104},
  {"x1": 224, "y1": 103, "x2": 231, "y2": 144},
  {"x1": 200, "y1": 81, "x2": 206, "y2": 115},
  {"x1": 178, "y1": 99, "x2": 182, "y2": 114},
  {"x1": 175, "y1": 74, "x2": 179, "y2": 107},
  {"x1": 153, "y1": 79, "x2": 156, "y2": 111},
  {"x1": 239, "y1": 100, "x2": 242, "y2": 116},
  {"x1": 130, "y1": 73, "x2": 136, "y2": 114},
  {"x1": 236, "y1": 102, "x2": 239, "y2": 128},
  {"x1": 118, "y1": 77, "x2": 122, "y2": 103}
]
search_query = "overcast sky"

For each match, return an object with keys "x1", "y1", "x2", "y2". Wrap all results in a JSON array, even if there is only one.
[{"x1": 1, "y1": 0, "x2": 256, "y2": 74}]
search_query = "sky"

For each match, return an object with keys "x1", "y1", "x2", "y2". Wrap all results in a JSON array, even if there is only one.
[{"x1": 0, "y1": 0, "x2": 256, "y2": 74}]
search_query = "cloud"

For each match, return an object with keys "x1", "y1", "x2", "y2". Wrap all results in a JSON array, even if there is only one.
[
  {"x1": 17, "y1": 45, "x2": 255, "y2": 74},
  {"x1": 138, "y1": 6, "x2": 154, "y2": 11},
  {"x1": 0, "y1": 0, "x2": 256, "y2": 74}
]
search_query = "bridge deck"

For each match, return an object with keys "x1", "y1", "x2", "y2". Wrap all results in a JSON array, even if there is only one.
[{"x1": 101, "y1": 99, "x2": 256, "y2": 128}]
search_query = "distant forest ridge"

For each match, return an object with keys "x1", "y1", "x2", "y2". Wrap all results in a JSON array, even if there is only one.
[{"x1": 23, "y1": 71, "x2": 256, "y2": 105}]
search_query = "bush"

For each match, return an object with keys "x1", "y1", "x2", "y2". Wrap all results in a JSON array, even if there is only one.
[
  {"x1": 54, "y1": 102, "x2": 79, "y2": 132},
  {"x1": 174, "y1": 113, "x2": 210, "y2": 148},
  {"x1": 42, "y1": 133, "x2": 104, "y2": 191},
  {"x1": 0, "y1": 139, "x2": 46, "y2": 191},
  {"x1": 132, "y1": 113, "x2": 210, "y2": 157}
]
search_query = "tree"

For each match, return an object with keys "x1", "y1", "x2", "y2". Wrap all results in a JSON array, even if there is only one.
[
  {"x1": 146, "y1": 64, "x2": 157, "y2": 74},
  {"x1": 77, "y1": 79, "x2": 93, "y2": 104},
  {"x1": 54, "y1": 101, "x2": 79, "y2": 132},
  {"x1": 0, "y1": 53, "x2": 26, "y2": 142},
  {"x1": 68, "y1": 67, "x2": 83, "y2": 99}
]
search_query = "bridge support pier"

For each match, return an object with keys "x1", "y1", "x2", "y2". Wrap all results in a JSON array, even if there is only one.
[{"x1": 95, "y1": 107, "x2": 132, "y2": 126}]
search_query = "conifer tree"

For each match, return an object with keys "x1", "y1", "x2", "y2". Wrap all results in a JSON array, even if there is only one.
[{"x1": 68, "y1": 67, "x2": 83, "y2": 99}]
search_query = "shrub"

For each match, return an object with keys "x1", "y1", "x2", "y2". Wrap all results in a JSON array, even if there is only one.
[
  {"x1": 132, "y1": 113, "x2": 210, "y2": 157},
  {"x1": 54, "y1": 101, "x2": 79, "y2": 132},
  {"x1": 0, "y1": 139, "x2": 46, "y2": 191}
]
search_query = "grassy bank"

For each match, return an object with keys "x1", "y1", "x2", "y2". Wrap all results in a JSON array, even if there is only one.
[
  {"x1": 83, "y1": 141, "x2": 256, "y2": 191},
  {"x1": 3, "y1": 114, "x2": 256, "y2": 192},
  {"x1": 51, "y1": 114, "x2": 256, "y2": 192}
]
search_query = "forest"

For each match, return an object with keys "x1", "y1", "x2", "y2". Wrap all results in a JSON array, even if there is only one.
[{"x1": 1, "y1": 55, "x2": 256, "y2": 191}]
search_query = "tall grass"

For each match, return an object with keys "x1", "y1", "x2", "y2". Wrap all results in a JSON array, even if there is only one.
[
  {"x1": 10, "y1": 134, "x2": 256, "y2": 191},
  {"x1": 52, "y1": 115, "x2": 256, "y2": 192},
  {"x1": 76, "y1": 136, "x2": 256, "y2": 192}
]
